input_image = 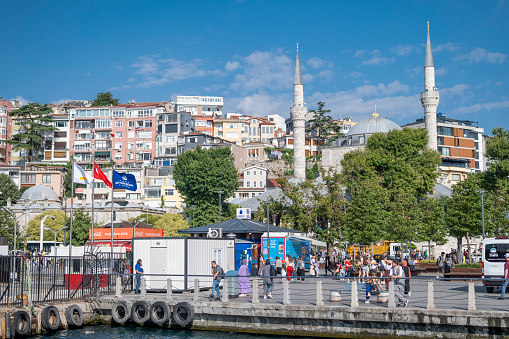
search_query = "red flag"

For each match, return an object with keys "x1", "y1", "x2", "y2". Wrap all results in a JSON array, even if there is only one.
[{"x1": 94, "y1": 162, "x2": 112, "y2": 188}]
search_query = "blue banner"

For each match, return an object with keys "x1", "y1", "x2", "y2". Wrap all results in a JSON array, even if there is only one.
[{"x1": 112, "y1": 171, "x2": 138, "y2": 191}]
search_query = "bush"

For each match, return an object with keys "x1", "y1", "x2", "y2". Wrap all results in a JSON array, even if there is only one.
[
  {"x1": 453, "y1": 263, "x2": 482, "y2": 268},
  {"x1": 418, "y1": 260, "x2": 436, "y2": 264}
]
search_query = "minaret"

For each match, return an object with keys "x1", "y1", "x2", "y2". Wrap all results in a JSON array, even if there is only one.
[
  {"x1": 291, "y1": 44, "x2": 307, "y2": 180},
  {"x1": 421, "y1": 21, "x2": 439, "y2": 151}
]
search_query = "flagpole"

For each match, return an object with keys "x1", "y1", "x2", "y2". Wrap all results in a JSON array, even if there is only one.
[
  {"x1": 91, "y1": 160, "x2": 95, "y2": 248},
  {"x1": 110, "y1": 168, "x2": 114, "y2": 268},
  {"x1": 68, "y1": 161, "x2": 74, "y2": 299}
]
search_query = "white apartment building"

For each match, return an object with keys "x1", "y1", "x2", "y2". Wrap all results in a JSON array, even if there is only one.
[
  {"x1": 176, "y1": 96, "x2": 223, "y2": 117},
  {"x1": 235, "y1": 165, "x2": 268, "y2": 198}
]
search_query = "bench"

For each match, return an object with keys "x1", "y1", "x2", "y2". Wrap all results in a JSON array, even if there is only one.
[{"x1": 443, "y1": 268, "x2": 482, "y2": 280}]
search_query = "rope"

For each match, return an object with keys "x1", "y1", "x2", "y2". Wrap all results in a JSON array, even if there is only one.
[{"x1": 25, "y1": 258, "x2": 34, "y2": 313}]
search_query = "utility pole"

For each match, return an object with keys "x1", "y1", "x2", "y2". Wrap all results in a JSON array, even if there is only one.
[
  {"x1": 192, "y1": 205, "x2": 196, "y2": 228},
  {"x1": 217, "y1": 191, "x2": 223, "y2": 222},
  {"x1": 477, "y1": 190, "x2": 487, "y2": 239}
]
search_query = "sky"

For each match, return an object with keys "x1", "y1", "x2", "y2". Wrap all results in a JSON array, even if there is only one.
[{"x1": 1, "y1": 0, "x2": 508, "y2": 135}]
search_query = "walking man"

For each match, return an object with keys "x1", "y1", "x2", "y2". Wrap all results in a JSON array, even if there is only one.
[
  {"x1": 135, "y1": 259, "x2": 143, "y2": 294},
  {"x1": 325, "y1": 253, "x2": 334, "y2": 276},
  {"x1": 390, "y1": 260, "x2": 408, "y2": 307},
  {"x1": 436, "y1": 252, "x2": 445, "y2": 279},
  {"x1": 498, "y1": 253, "x2": 509, "y2": 299},
  {"x1": 210, "y1": 261, "x2": 223, "y2": 300}
]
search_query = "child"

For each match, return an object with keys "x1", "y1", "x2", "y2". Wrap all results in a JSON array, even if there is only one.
[{"x1": 281, "y1": 264, "x2": 287, "y2": 283}]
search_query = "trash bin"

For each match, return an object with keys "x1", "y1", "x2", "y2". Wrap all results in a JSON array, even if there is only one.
[{"x1": 225, "y1": 270, "x2": 239, "y2": 297}]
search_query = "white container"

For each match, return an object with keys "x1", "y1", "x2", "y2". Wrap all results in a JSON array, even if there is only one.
[{"x1": 132, "y1": 237, "x2": 235, "y2": 291}]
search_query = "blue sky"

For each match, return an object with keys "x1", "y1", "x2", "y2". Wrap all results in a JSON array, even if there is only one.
[{"x1": 1, "y1": 0, "x2": 508, "y2": 135}]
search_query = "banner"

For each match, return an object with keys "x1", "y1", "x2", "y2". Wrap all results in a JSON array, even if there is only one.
[
  {"x1": 236, "y1": 208, "x2": 251, "y2": 219},
  {"x1": 112, "y1": 170, "x2": 138, "y2": 191},
  {"x1": 72, "y1": 162, "x2": 91, "y2": 186}
]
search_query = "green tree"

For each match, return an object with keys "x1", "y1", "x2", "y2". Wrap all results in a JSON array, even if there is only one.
[
  {"x1": 174, "y1": 146, "x2": 239, "y2": 227},
  {"x1": 0, "y1": 211, "x2": 16, "y2": 249},
  {"x1": 0, "y1": 174, "x2": 21, "y2": 207},
  {"x1": 306, "y1": 101, "x2": 342, "y2": 155},
  {"x1": 91, "y1": 92, "x2": 119, "y2": 106},
  {"x1": 26, "y1": 210, "x2": 67, "y2": 244},
  {"x1": 71, "y1": 209, "x2": 92, "y2": 246},
  {"x1": 445, "y1": 173, "x2": 494, "y2": 262},
  {"x1": 153, "y1": 214, "x2": 189, "y2": 236},
  {"x1": 417, "y1": 197, "x2": 447, "y2": 252},
  {"x1": 128, "y1": 214, "x2": 162, "y2": 227},
  {"x1": 7, "y1": 103, "x2": 57, "y2": 163}
]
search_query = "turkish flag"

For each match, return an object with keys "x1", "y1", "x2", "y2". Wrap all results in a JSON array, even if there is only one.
[{"x1": 94, "y1": 162, "x2": 112, "y2": 188}]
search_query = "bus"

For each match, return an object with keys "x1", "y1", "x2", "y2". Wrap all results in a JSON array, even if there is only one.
[
  {"x1": 482, "y1": 237, "x2": 509, "y2": 293},
  {"x1": 25, "y1": 241, "x2": 63, "y2": 253}
]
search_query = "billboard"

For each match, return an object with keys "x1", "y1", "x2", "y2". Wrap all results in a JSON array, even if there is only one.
[
  {"x1": 89, "y1": 228, "x2": 163, "y2": 240},
  {"x1": 236, "y1": 208, "x2": 251, "y2": 219}
]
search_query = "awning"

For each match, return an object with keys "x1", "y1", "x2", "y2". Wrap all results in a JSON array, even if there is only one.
[
  {"x1": 292, "y1": 235, "x2": 326, "y2": 248},
  {"x1": 95, "y1": 151, "x2": 111, "y2": 156}
]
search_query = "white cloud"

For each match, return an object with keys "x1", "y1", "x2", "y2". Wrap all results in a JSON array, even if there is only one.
[
  {"x1": 85, "y1": 73, "x2": 92, "y2": 76},
  {"x1": 355, "y1": 50, "x2": 367, "y2": 57},
  {"x1": 434, "y1": 43, "x2": 460, "y2": 53},
  {"x1": 317, "y1": 70, "x2": 334, "y2": 82},
  {"x1": 361, "y1": 50, "x2": 395, "y2": 66},
  {"x1": 441, "y1": 84, "x2": 470, "y2": 97},
  {"x1": 127, "y1": 77, "x2": 136, "y2": 82},
  {"x1": 225, "y1": 60, "x2": 241, "y2": 71},
  {"x1": 453, "y1": 100, "x2": 509, "y2": 114},
  {"x1": 307, "y1": 57, "x2": 333, "y2": 69},
  {"x1": 51, "y1": 99, "x2": 72, "y2": 105},
  {"x1": 349, "y1": 71, "x2": 364, "y2": 78},
  {"x1": 11, "y1": 96, "x2": 31, "y2": 105},
  {"x1": 456, "y1": 47, "x2": 506, "y2": 64},
  {"x1": 392, "y1": 44, "x2": 419, "y2": 56},
  {"x1": 229, "y1": 49, "x2": 294, "y2": 93},
  {"x1": 435, "y1": 67, "x2": 448, "y2": 77},
  {"x1": 226, "y1": 91, "x2": 291, "y2": 117},
  {"x1": 131, "y1": 55, "x2": 225, "y2": 88}
]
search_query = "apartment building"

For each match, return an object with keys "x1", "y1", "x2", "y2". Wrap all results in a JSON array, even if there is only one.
[
  {"x1": 143, "y1": 173, "x2": 183, "y2": 209},
  {"x1": 213, "y1": 117, "x2": 246, "y2": 145},
  {"x1": 193, "y1": 115, "x2": 214, "y2": 135},
  {"x1": 0, "y1": 98, "x2": 13, "y2": 165},
  {"x1": 235, "y1": 165, "x2": 268, "y2": 198},
  {"x1": 42, "y1": 113, "x2": 71, "y2": 164},
  {"x1": 19, "y1": 166, "x2": 65, "y2": 199},
  {"x1": 404, "y1": 113, "x2": 485, "y2": 174},
  {"x1": 277, "y1": 135, "x2": 320, "y2": 156},
  {"x1": 266, "y1": 114, "x2": 287, "y2": 133},
  {"x1": 176, "y1": 95, "x2": 223, "y2": 117}
]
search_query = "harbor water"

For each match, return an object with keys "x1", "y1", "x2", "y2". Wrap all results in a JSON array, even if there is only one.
[{"x1": 33, "y1": 325, "x2": 314, "y2": 338}]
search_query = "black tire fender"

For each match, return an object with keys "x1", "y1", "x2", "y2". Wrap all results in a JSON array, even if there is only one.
[
  {"x1": 65, "y1": 304, "x2": 84, "y2": 328},
  {"x1": 172, "y1": 302, "x2": 194, "y2": 327},
  {"x1": 41, "y1": 306, "x2": 61, "y2": 331},
  {"x1": 131, "y1": 300, "x2": 151, "y2": 324},
  {"x1": 11, "y1": 310, "x2": 31, "y2": 336},
  {"x1": 150, "y1": 301, "x2": 170, "y2": 325},
  {"x1": 111, "y1": 301, "x2": 131, "y2": 324}
]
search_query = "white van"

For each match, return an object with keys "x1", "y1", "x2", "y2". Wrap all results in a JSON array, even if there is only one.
[{"x1": 482, "y1": 237, "x2": 509, "y2": 293}]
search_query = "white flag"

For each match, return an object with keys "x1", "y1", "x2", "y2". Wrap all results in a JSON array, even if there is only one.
[{"x1": 72, "y1": 162, "x2": 92, "y2": 186}]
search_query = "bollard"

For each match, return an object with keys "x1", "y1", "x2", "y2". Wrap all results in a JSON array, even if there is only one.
[
  {"x1": 426, "y1": 281, "x2": 435, "y2": 310},
  {"x1": 194, "y1": 278, "x2": 199, "y2": 302},
  {"x1": 388, "y1": 280, "x2": 395, "y2": 308},
  {"x1": 221, "y1": 278, "x2": 229, "y2": 303},
  {"x1": 140, "y1": 277, "x2": 147, "y2": 297},
  {"x1": 351, "y1": 280, "x2": 359, "y2": 307},
  {"x1": 166, "y1": 278, "x2": 172, "y2": 300},
  {"x1": 252, "y1": 278, "x2": 259, "y2": 304},
  {"x1": 468, "y1": 282, "x2": 476, "y2": 311},
  {"x1": 316, "y1": 280, "x2": 324, "y2": 306},
  {"x1": 283, "y1": 279, "x2": 291, "y2": 305},
  {"x1": 115, "y1": 277, "x2": 122, "y2": 297}
]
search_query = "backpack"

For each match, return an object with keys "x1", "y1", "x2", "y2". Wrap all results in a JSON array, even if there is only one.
[{"x1": 437, "y1": 256, "x2": 444, "y2": 266}]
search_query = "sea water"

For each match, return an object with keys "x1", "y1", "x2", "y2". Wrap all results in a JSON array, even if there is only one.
[{"x1": 33, "y1": 325, "x2": 313, "y2": 338}]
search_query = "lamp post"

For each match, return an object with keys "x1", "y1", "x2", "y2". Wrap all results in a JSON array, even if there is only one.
[
  {"x1": 217, "y1": 191, "x2": 223, "y2": 222},
  {"x1": 43, "y1": 226, "x2": 68, "y2": 248},
  {"x1": 40, "y1": 215, "x2": 55, "y2": 252},
  {"x1": 192, "y1": 205, "x2": 196, "y2": 228},
  {"x1": 477, "y1": 190, "x2": 487, "y2": 240},
  {"x1": 264, "y1": 201, "x2": 270, "y2": 264}
]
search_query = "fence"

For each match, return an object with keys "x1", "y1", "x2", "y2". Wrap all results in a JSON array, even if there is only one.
[{"x1": 0, "y1": 252, "x2": 132, "y2": 307}]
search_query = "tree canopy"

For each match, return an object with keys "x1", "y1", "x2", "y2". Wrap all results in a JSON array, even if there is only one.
[
  {"x1": 91, "y1": 92, "x2": 119, "y2": 106},
  {"x1": 0, "y1": 174, "x2": 21, "y2": 207},
  {"x1": 173, "y1": 146, "x2": 239, "y2": 227},
  {"x1": 7, "y1": 103, "x2": 57, "y2": 162},
  {"x1": 306, "y1": 101, "x2": 342, "y2": 155}
]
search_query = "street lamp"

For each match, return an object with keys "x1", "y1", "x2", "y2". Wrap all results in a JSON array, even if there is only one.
[
  {"x1": 192, "y1": 205, "x2": 196, "y2": 228},
  {"x1": 477, "y1": 190, "x2": 488, "y2": 239},
  {"x1": 263, "y1": 200, "x2": 270, "y2": 264},
  {"x1": 40, "y1": 215, "x2": 55, "y2": 252},
  {"x1": 2, "y1": 207, "x2": 31, "y2": 253},
  {"x1": 217, "y1": 191, "x2": 223, "y2": 222},
  {"x1": 43, "y1": 226, "x2": 68, "y2": 248}
]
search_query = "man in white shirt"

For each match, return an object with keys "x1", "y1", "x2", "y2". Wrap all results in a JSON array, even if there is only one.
[{"x1": 390, "y1": 260, "x2": 408, "y2": 307}]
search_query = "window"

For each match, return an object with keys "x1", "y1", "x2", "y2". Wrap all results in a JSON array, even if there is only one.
[
  {"x1": 438, "y1": 147, "x2": 450, "y2": 156},
  {"x1": 165, "y1": 147, "x2": 177, "y2": 155},
  {"x1": 113, "y1": 110, "x2": 125, "y2": 118},
  {"x1": 165, "y1": 136, "x2": 175, "y2": 143},
  {"x1": 115, "y1": 121, "x2": 123, "y2": 127},
  {"x1": 115, "y1": 142, "x2": 122, "y2": 150},
  {"x1": 75, "y1": 121, "x2": 92, "y2": 129},
  {"x1": 437, "y1": 137, "x2": 444, "y2": 145},
  {"x1": 55, "y1": 121, "x2": 67, "y2": 127},
  {"x1": 165, "y1": 124, "x2": 178, "y2": 133},
  {"x1": 269, "y1": 127, "x2": 273, "y2": 134},
  {"x1": 226, "y1": 123, "x2": 238, "y2": 129},
  {"x1": 143, "y1": 153, "x2": 152, "y2": 160},
  {"x1": 166, "y1": 114, "x2": 178, "y2": 123},
  {"x1": 114, "y1": 153, "x2": 122, "y2": 160},
  {"x1": 144, "y1": 188, "x2": 161, "y2": 198},
  {"x1": 42, "y1": 174, "x2": 51, "y2": 183},
  {"x1": 187, "y1": 137, "x2": 196, "y2": 143},
  {"x1": 95, "y1": 119, "x2": 111, "y2": 129},
  {"x1": 260, "y1": 181, "x2": 263, "y2": 187},
  {"x1": 94, "y1": 182, "x2": 108, "y2": 188},
  {"x1": 128, "y1": 121, "x2": 135, "y2": 128},
  {"x1": 452, "y1": 174, "x2": 460, "y2": 181},
  {"x1": 253, "y1": 181, "x2": 257, "y2": 188},
  {"x1": 137, "y1": 131, "x2": 152, "y2": 139},
  {"x1": 143, "y1": 120, "x2": 152, "y2": 128},
  {"x1": 485, "y1": 243, "x2": 509, "y2": 262},
  {"x1": 246, "y1": 181, "x2": 250, "y2": 188},
  {"x1": 21, "y1": 174, "x2": 35, "y2": 183},
  {"x1": 114, "y1": 131, "x2": 122, "y2": 138},
  {"x1": 246, "y1": 171, "x2": 250, "y2": 175},
  {"x1": 164, "y1": 189, "x2": 175, "y2": 196},
  {"x1": 137, "y1": 120, "x2": 144, "y2": 128},
  {"x1": 262, "y1": 126, "x2": 266, "y2": 134}
]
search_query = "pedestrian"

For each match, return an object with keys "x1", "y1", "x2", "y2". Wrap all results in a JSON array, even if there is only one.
[
  {"x1": 238, "y1": 259, "x2": 251, "y2": 297},
  {"x1": 281, "y1": 264, "x2": 287, "y2": 283},
  {"x1": 258, "y1": 255, "x2": 265, "y2": 276},
  {"x1": 401, "y1": 260, "x2": 411, "y2": 296},
  {"x1": 360, "y1": 256, "x2": 369, "y2": 282},
  {"x1": 314, "y1": 256, "x2": 320, "y2": 277},
  {"x1": 286, "y1": 257, "x2": 294, "y2": 282},
  {"x1": 344, "y1": 257, "x2": 353, "y2": 281},
  {"x1": 135, "y1": 259, "x2": 143, "y2": 294},
  {"x1": 261, "y1": 259, "x2": 274, "y2": 299},
  {"x1": 325, "y1": 253, "x2": 334, "y2": 276},
  {"x1": 210, "y1": 261, "x2": 223, "y2": 300},
  {"x1": 297, "y1": 256, "x2": 305, "y2": 282},
  {"x1": 436, "y1": 252, "x2": 445, "y2": 278},
  {"x1": 276, "y1": 257, "x2": 282, "y2": 276},
  {"x1": 498, "y1": 253, "x2": 509, "y2": 300},
  {"x1": 390, "y1": 260, "x2": 408, "y2": 307}
]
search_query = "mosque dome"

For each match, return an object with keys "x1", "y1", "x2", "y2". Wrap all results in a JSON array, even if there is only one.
[
  {"x1": 346, "y1": 106, "x2": 402, "y2": 137},
  {"x1": 341, "y1": 106, "x2": 401, "y2": 147},
  {"x1": 20, "y1": 185, "x2": 61, "y2": 202}
]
